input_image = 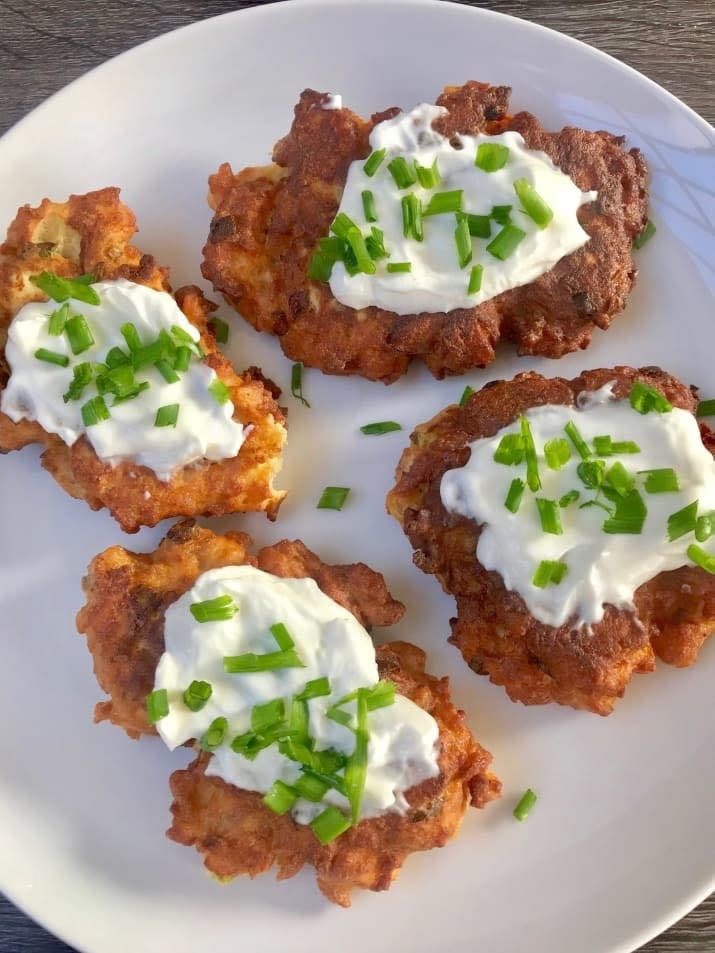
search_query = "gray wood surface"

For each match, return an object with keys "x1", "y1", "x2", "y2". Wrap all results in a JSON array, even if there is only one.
[{"x1": 0, "y1": 1, "x2": 712, "y2": 951}]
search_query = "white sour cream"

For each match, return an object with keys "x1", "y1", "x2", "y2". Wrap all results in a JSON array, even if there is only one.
[
  {"x1": 1, "y1": 279, "x2": 245, "y2": 480},
  {"x1": 329, "y1": 103, "x2": 596, "y2": 315},
  {"x1": 154, "y1": 566, "x2": 440, "y2": 824},
  {"x1": 440, "y1": 383, "x2": 715, "y2": 628}
]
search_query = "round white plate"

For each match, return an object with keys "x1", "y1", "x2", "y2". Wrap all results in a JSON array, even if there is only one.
[{"x1": 1, "y1": 2, "x2": 713, "y2": 952}]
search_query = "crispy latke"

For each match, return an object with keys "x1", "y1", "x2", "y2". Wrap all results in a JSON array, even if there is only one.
[
  {"x1": 202, "y1": 82, "x2": 648, "y2": 384},
  {"x1": 0, "y1": 188, "x2": 286, "y2": 532},
  {"x1": 78, "y1": 520, "x2": 500, "y2": 905},
  {"x1": 387, "y1": 366, "x2": 715, "y2": 715}
]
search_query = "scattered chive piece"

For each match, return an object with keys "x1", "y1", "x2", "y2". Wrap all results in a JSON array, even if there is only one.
[
  {"x1": 633, "y1": 219, "x2": 656, "y2": 249},
  {"x1": 47, "y1": 302, "x2": 71, "y2": 336},
  {"x1": 577, "y1": 459, "x2": 605, "y2": 489},
  {"x1": 468, "y1": 264, "x2": 483, "y2": 294},
  {"x1": 365, "y1": 680, "x2": 396, "y2": 711},
  {"x1": 296, "y1": 677, "x2": 331, "y2": 701},
  {"x1": 200, "y1": 716, "x2": 228, "y2": 751},
  {"x1": 360, "y1": 421, "x2": 402, "y2": 435},
  {"x1": 208, "y1": 317, "x2": 229, "y2": 344},
  {"x1": 459, "y1": 385, "x2": 475, "y2": 407},
  {"x1": 330, "y1": 212, "x2": 359, "y2": 240},
  {"x1": 263, "y1": 780, "x2": 298, "y2": 816},
  {"x1": 307, "y1": 250, "x2": 334, "y2": 282},
  {"x1": 31, "y1": 271, "x2": 99, "y2": 305},
  {"x1": 544, "y1": 438, "x2": 571, "y2": 471},
  {"x1": 593, "y1": 435, "x2": 641, "y2": 456},
  {"x1": 535, "y1": 498, "x2": 562, "y2": 535},
  {"x1": 310, "y1": 806, "x2": 352, "y2": 845},
  {"x1": 170, "y1": 323, "x2": 204, "y2": 357},
  {"x1": 112, "y1": 382, "x2": 150, "y2": 405},
  {"x1": 146, "y1": 688, "x2": 169, "y2": 724},
  {"x1": 190, "y1": 594, "x2": 237, "y2": 623},
  {"x1": 270, "y1": 622, "x2": 295, "y2": 651},
  {"x1": 290, "y1": 362, "x2": 310, "y2": 408},
  {"x1": 251, "y1": 698, "x2": 286, "y2": 733},
  {"x1": 486, "y1": 223, "x2": 526, "y2": 260},
  {"x1": 64, "y1": 314, "x2": 95, "y2": 355},
  {"x1": 611, "y1": 440, "x2": 642, "y2": 454},
  {"x1": 401, "y1": 194, "x2": 423, "y2": 241},
  {"x1": 695, "y1": 513, "x2": 715, "y2": 542},
  {"x1": 513, "y1": 178, "x2": 554, "y2": 229},
  {"x1": 105, "y1": 346, "x2": 129, "y2": 368},
  {"x1": 63, "y1": 362, "x2": 93, "y2": 403},
  {"x1": 559, "y1": 489, "x2": 580, "y2": 508},
  {"x1": 294, "y1": 773, "x2": 330, "y2": 802},
  {"x1": 345, "y1": 226, "x2": 377, "y2": 274},
  {"x1": 602, "y1": 489, "x2": 647, "y2": 534},
  {"x1": 520, "y1": 417, "x2": 541, "y2": 492},
  {"x1": 387, "y1": 156, "x2": 417, "y2": 189},
  {"x1": 120, "y1": 322, "x2": 142, "y2": 353},
  {"x1": 363, "y1": 148, "x2": 387, "y2": 177},
  {"x1": 454, "y1": 214, "x2": 472, "y2": 268},
  {"x1": 504, "y1": 478, "x2": 525, "y2": 513},
  {"x1": 490, "y1": 204, "x2": 512, "y2": 224},
  {"x1": 532, "y1": 560, "x2": 568, "y2": 588},
  {"x1": 156, "y1": 359, "x2": 180, "y2": 384},
  {"x1": 493, "y1": 433, "x2": 525, "y2": 466},
  {"x1": 173, "y1": 346, "x2": 192, "y2": 372},
  {"x1": 605, "y1": 461, "x2": 634, "y2": 497},
  {"x1": 361, "y1": 189, "x2": 378, "y2": 223},
  {"x1": 696, "y1": 399, "x2": 715, "y2": 418},
  {"x1": 81, "y1": 395, "x2": 110, "y2": 427},
  {"x1": 223, "y1": 649, "x2": 305, "y2": 673},
  {"x1": 386, "y1": 261, "x2": 411, "y2": 273},
  {"x1": 154, "y1": 403, "x2": 179, "y2": 428},
  {"x1": 34, "y1": 347, "x2": 69, "y2": 367},
  {"x1": 208, "y1": 378, "x2": 231, "y2": 405},
  {"x1": 629, "y1": 381, "x2": 673, "y2": 414},
  {"x1": 564, "y1": 421, "x2": 591, "y2": 459},
  {"x1": 686, "y1": 543, "x2": 715, "y2": 574},
  {"x1": 365, "y1": 225, "x2": 389, "y2": 260},
  {"x1": 344, "y1": 689, "x2": 369, "y2": 824},
  {"x1": 475, "y1": 142, "x2": 510, "y2": 172},
  {"x1": 183, "y1": 680, "x2": 212, "y2": 712},
  {"x1": 414, "y1": 159, "x2": 441, "y2": 189},
  {"x1": 466, "y1": 213, "x2": 491, "y2": 238},
  {"x1": 640, "y1": 468, "x2": 680, "y2": 494},
  {"x1": 423, "y1": 189, "x2": 463, "y2": 216},
  {"x1": 513, "y1": 788, "x2": 538, "y2": 821},
  {"x1": 667, "y1": 500, "x2": 698, "y2": 541},
  {"x1": 317, "y1": 486, "x2": 350, "y2": 510}
]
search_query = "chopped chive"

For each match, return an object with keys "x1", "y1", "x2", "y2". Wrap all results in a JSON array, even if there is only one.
[
  {"x1": 156, "y1": 359, "x2": 180, "y2": 384},
  {"x1": 170, "y1": 324, "x2": 204, "y2": 359},
  {"x1": 223, "y1": 649, "x2": 305, "y2": 673},
  {"x1": 307, "y1": 250, "x2": 333, "y2": 282},
  {"x1": 513, "y1": 178, "x2": 554, "y2": 229},
  {"x1": 31, "y1": 271, "x2": 99, "y2": 305},
  {"x1": 34, "y1": 347, "x2": 69, "y2": 367},
  {"x1": 294, "y1": 773, "x2": 330, "y2": 802},
  {"x1": 63, "y1": 362, "x2": 93, "y2": 403},
  {"x1": 317, "y1": 486, "x2": 350, "y2": 510},
  {"x1": 520, "y1": 417, "x2": 541, "y2": 491},
  {"x1": 310, "y1": 805, "x2": 352, "y2": 845},
  {"x1": 577, "y1": 459, "x2": 605, "y2": 489},
  {"x1": 504, "y1": 478, "x2": 525, "y2": 513},
  {"x1": 363, "y1": 148, "x2": 387, "y2": 177},
  {"x1": 423, "y1": 189, "x2": 463, "y2": 216},
  {"x1": 493, "y1": 433, "x2": 524, "y2": 466},
  {"x1": 695, "y1": 513, "x2": 715, "y2": 542},
  {"x1": 361, "y1": 189, "x2": 378, "y2": 223},
  {"x1": 414, "y1": 159, "x2": 441, "y2": 189},
  {"x1": 611, "y1": 440, "x2": 642, "y2": 454},
  {"x1": 208, "y1": 317, "x2": 229, "y2": 344},
  {"x1": 490, "y1": 204, "x2": 512, "y2": 225},
  {"x1": 366, "y1": 680, "x2": 396, "y2": 711},
  {"x1": 288, "y1": 696, "x2": 309, "y2": 743},
  {"x1": 559, "y1": 489, "x2": 581, "y2": 508},
  {"x1": 290, "y1": 362, "x2": 310, "y2": 408},
  {"x1": 330, "y1": 212, "x2": 359, "y2": 240},
  {"x1": 686, "y1": 543, "x2": 715, "y2": 574},
  {"x1": 629, "y1": 381, "x2": 673, "y2": 414},
  {"x1": 96, "y1": 363, "x2": 137, "y2": 397},
  {"x1": 401, "y1": 194, "x2": 423, "y2": 241},
  {"x1": 468, "y1": 264, "x2": 483, "y2": 294},
  {"x1": 459, "y1": 385, "x2": 475, "y2": 407},
  {"x1": 360, "y1": 420, "x2": 402, "y2": 435},
  {"x1": 386, "y1": 261, "x2": 411, "y2": 273},
  {"x1": 564, "y1": 421, "x2": 591, "y2": 459},
  {"x1": 544, "y1": 438, "x2": 571, "y2": 471},
  {"x1": 154, "y1": 403, "x2": 179, "y2": 428},
  {"x1": 633, "y1": 219, "x2": 656, "y2": 249},
  {"x1": 112, "y1": 382, "x2": 150, "y2": 405},
  {"x1": 466, "y1": 213, "x2": 491, "y2": 238},
  {"x1": 696, "y1": 399, "x2": 715, "y2": 418},
  {"x1": 182, "y1": 680, "x2": 212, "y2": 712},
  {"x1": 475, "y1": 142, "x2": 510, "y2": 172},
  {"x1": 131, "y1": 339, "x2": 168, "y2": 371},
  {"x1": 593, "y1": 435, "x2": 641, "y2": 456},
  {"x1": 190, "y1": 594, "x2": 238, "y2": 623},
  {"x1": 605, "y1": 461, "x2": 634, "y2": 497},
  {"x1": 344, "y1": 689, "x2": 369, "y2": 824},
  {"x1": 105, "y1": 346, "x2": 130, "y2": 368},
  {"x1": 173, "y1": 346, "x2": 192, "y2": 372},
  {"x1": 345, "y1": 226, "x2": 377, "y2": 274},
  {"x1": 387, "y1": 156, "x2": 417, "y2": 189},
  {"x1": 47, "y1": 302, "x2": 71, "y2": 336},
  {"x1": 64, "y1": 314, "x2": 95, "y2": 355},
  {"x1": 640, "y1": 468, "x2": 680, "y2": 493},
  {"x1": 81, "y1": 395, "x2": 110, "y2": 427},
  {"x1": 486, "y1": 223, "x2": 526, "y2": 261},
  {"x1": 208, "y1": 378, "x2": 231, "y2": 405},
  {"x1": 535, "y1": 498, "x2": 562, "y2": 535},
  {"x1": 200, "y1": 716, "x2": 228, "y2": 751},
  {"x1": 326, "y1": 705, "x2": 353, "y2": 728},
  {"x1": 513, "y1": 788, "x2": 538, "y2": 821},
  {"x1": 251, "y1": 698, "x2": 286, "y2": 733},
  {"x1": 667, "y1": 501, "x2": 698, "y2": 541},
  {"x1": 270, "y1": 622, "x2": 295, "y2": 651},
  {"x1": 365, "y1": 225, "x2": 388, "y2": 260},
  {"x1": 263, "y1": 780, "x2": 298, "y2": 816},
  {"x1": 120, "y1": 322, "x2": 142, "y2": 352},
  {"x1": 532, "y1": 560, "x2": 568, "y2": 588},
  {"x1": 146, "y1": 688, "x2": 169, "y2": 724},
  {"x1": 295, "y1": 677, "x2": 331, "y2": 701},
  {"x1": 454, "y1": 214, "x2": 472, "y2": 268},
  {"x1": 603, "y1": 489, "x2": 647, "y2": 534}
]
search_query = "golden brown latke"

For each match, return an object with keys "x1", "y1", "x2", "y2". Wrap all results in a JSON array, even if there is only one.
[
  {"x1": 78, "y1": 520, "x2": 500, "y2": 905},
  {"x1": 202, "y1": 82, "x2": 648, "y2": 384},
  {"x1": 387, "y1": 366, "x2": 715, "y2": 715},
  {"x1": 0, "y1": 189, "x2": 286, "y2": 532}
]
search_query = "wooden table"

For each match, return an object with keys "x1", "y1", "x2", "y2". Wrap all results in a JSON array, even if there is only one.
[{"x1": 0, "y1": 1, "x2": 712, "y2": 950}]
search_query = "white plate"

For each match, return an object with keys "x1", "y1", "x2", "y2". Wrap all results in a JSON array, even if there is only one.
[{"x1": 1, "y1": 2, "x2": 713, "y2": 952}]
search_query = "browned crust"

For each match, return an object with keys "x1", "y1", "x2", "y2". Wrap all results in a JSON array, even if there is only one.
[
  {"x1": 202, "y1": 82, "x2": 648, "y2": 384},
  {"x1": 0, "y1": 189, "x2": 286, "y2": 532},
  {"x1": 387, "y1": 366, "x2": 715, "y2": 714}
]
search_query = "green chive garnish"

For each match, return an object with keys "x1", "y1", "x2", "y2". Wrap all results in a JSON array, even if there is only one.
[
  {"x1": 559, "y1": 489, "x2": 580, "y2": 508},
  {"x1": 696, "y1": 399, "x2": 715, "y2": 418},
  {"x1": 386, "y1": 261, "x2": 411, "y2": 273},
  {"x1": 593, "y1": 435, "x2": 641, "y2": 456},
  {"x1": 31, "y1": 271, "x2": 99, "y2": 305},
  {"x1": 294, "y1": 773, "x2": 330, "y2": 802},
  {"x1": 695, "y1": 513, "x2": 715, "y2": 542},
  {"x1": 307, "y1": 250, "x2": 333, "y2": 282},
  {"x1": 330, "y1": 212, "x2": 359, "y2": 240},
  {"x1": 577, "y1": 459, "x2": 605, "y2": 489},
  {"x1": 363, "y1": 148, "x2": 387, "y2": 177},
  {"x1": 310, "y1": 805, "x2": 352, "y2": 845},
  {"x1": 536, "y1": 498, "x2": 562, "y2": 535},
  {"x1": 361, "y1": 189, "x2": 378, "y2": 223},
  {"x1": 640, "y1": 468, "x2": 680, "y2": 493},
  {"x1": 564, "y1": 421, "x2": 591, "y2": 459},
  {"x1": 183, "y1": 680, "x2": 212, "y2": 712},
  {"x1": 520, "y1": 417, "x2": 541, "y2": 491},
  {"x1": 493, "y1": 433, "x2": 524, "y2": 466},
  {"x1": 208, "y1": 378, "x2": 231, "y2": 405},
  {"x1": 667, "y1": 501, "x2": 698, "y2": 541},
  {"x1": 544, "y1": 438, "x2": 571, "y2": 471},
  {"x1": 263, "y1": 780, "x2": 298, "y2": 816},
  {"x1": 602, "y1": 489, "x2": 647, "y2": 534},
  {"x1": 146, "y1": 688, "x2": 169, "y2": 724},
  {"x1": 687, "y1": 543, "x2": 715, "y2": 574},
  {"x1": 466, "y1": 214, "x2": 491, "y2": 238},
  {"x1": 513, "y1": 178, "x2": 554, "y2": 229},
  {"x1": 290, "y1": 362, "x2": 310, "y2": 408},
  {"x1": 486, "y1": 223, "x2": 526, "y2": 260},
  {"x1": 81, "y1": 395, "x2": 110, "y2": 427},
  {"x1": 295, "y1": 677, "x2": 331, "y2": 701},
  {"x1": 629, "y1": 381, "x2": 673, "y2": 414},
  {"x1": 317, "y1": 486, "x2": 350, "y2": 510},
  {"x1": 47, "y1": 302, "x2": 71, "y2": 336},
  {"x1": 423, "y1": 190, "x2": 463, "y2": 217},
  {"x1": 633, "y1": 219, "x2": 656, "y2": 249},
  {"x1": 105, "y1": 346, "x2": 129, "y2": 368},
  {"x1": 360, "y1": 421, "x2": 402, "y2": 435},
  {"x1": 120, "y1": 322, "x2": 142, "y2": 353},
  {"x1": 459, "y1": 385, "x2": 475, "y2": 407},
  {"x1": 454, "y1": 214, "x2": 472, "y2": 268},
  {"x1": 344, "y1": 689, "x2": 369, "y2": 824},
  {"x1": 532, "y1": 561, "x2": 568, "y2": 588},
  {"x1": 475, "y1": 142, "x2": 510, "y2": 172},
  {"x1": 64, "y1": 314, "x2": 95, "y2": 355},
  {"x1": 154, "y1": 403, "x2": 179, "y2": 428},
  {"x1": 414, "y1": 159, "x2": 441, "y2": 189},
  {"x1": 34, "y1": 347, "x2": 69, "y2": 367},
  {"x1": 173, "y1": 346, "x2": 192, "y2": 372},
  {"x1": 63, "y1": 362, "x2": 93, "y2": 403},
  {"x1": 504, "y1": 478, "x2": 525, "y2": 513},
  {"x1": 605, "y1": 461, "x2": 634, "y2": 497},
  {"x1": 200, "y1": 716, "x2": 228, "y2": 751},
  {"x1": 345, "y1": 226, "x2": 377, "y2": 274},
  {"x1": 156, "y1": 359, "x2": 180, "y2": 384},
  {"x1": 223, "y1": 650, "x2": 305, "y2": 674},
  {"x1": 387, "y1": 156, "x2": 417, "y2": 189},
  {"x1": 490, "y1": 204, "x2": 512, "y2": 224},
  {"x1": 269, "y1": 622, "x2": 295, "y2": 651},
  {"x1": 468, "y1": 264, "x2": 483, "y2": 295},
  {"x1": 513, "y1": 787, "x2": 538, "y2": 821},
  {"x1": 208, "y1": 317, "x2": 229, "y2": 344},
  {"x1": 365, "y1": 226, "x2": 388, "y2": 260},
  {"x1": 251, "y1": 698, "x2": 286, "y2": 733},
  {"x1": 401, "y1": 194, "x2": 423, "y2": 241},
  {"x1": 190, "y1": 594, "x2": 238, "y2": 623}
]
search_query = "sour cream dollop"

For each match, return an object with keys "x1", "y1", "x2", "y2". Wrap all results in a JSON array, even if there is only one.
[
  {"x1": 440, "y1": 383, "x2": 715, "y2": 629},
  {"x1": 153, "y1": 566, "x2": 440, "y2": 825},
  {"x1": 1, "y1": 279, "x2": 245, "y2": 480},
  {"x1": 329, "y1": 103, "x2": 596, "y2": 315}
]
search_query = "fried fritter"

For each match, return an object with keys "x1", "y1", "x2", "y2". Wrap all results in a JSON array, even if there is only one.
[
  {"x1": 387, "y1": 366, "x2": 715, "y2": 715},
  {"x1": 78, "y1": 520, "x2": 500, "y2": 905},
  {"x1": 202, "y1": 82, "x2": 648, "y2": 384},
  {"x1": 0, "y1": 189, "x2": 286, "y2": 531}
]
